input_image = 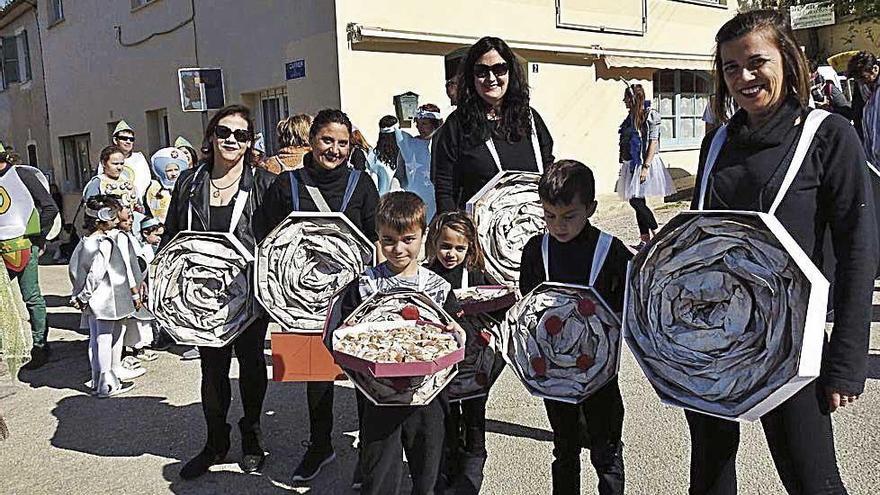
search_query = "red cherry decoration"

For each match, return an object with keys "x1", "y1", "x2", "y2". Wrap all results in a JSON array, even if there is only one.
[
  {"x1": 475, "y1": 373, "x2": 489, "y2": 386},
  {"x1": 544, "y1": 315, "x2": 563, "y2": 336},
  {"x1": 478, "y1": 331, "x2": 493, "y2": 347},
  {"x1": 531, "y1": 357, "x2": 547, "y2": 376},
  {"x1": 577, "y1": 299, "x2": 596, "y2": 317},
  {"x1": 400, "y1": 305, "x2": 421, "y2": 321},
  {"x1": 576, "y1": 354, "x2": 594, "y2": 370}
]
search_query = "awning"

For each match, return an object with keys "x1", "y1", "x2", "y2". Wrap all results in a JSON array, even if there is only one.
[{"x1": 604, "y1": 55, "x2": 714, "y2": 72}]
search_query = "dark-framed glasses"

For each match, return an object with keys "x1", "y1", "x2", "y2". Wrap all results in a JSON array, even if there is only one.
[
  {"x1": 215, "y1": 125, "x2": 252, "y2": 142},
  {"x1": 474, "y1": 62, "x2": 509, "y2": 79}
]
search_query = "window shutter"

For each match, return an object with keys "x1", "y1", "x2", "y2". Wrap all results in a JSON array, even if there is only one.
[
  {"x1": 2, "y1": 36, "x2": 19, "y2": 85},
  {"x1": 20, "y1": 30, "x2": 31, "y2": 81}
]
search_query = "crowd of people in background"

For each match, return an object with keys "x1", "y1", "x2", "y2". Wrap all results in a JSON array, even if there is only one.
[{"x1": 2, "y1": 7, "x2": 880, "y2": 495}]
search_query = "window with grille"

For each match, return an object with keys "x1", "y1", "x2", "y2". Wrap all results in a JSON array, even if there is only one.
[{"x1": 653, "y1": 70, "x2": 713, "y2": 150}]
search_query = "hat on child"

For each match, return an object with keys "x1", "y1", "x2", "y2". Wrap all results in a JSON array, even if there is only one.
[
  {"x1": 113, "y1": 120, "x2": 134, "y2": 137},
  {"x1": 174, "y1": 136, "x2": 195, "y2": 149},
  {"x1": 140, "y1": 217, "x2": 161, "y2": 231}
]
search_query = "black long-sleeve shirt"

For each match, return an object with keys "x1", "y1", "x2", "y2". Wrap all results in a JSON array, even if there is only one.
[
  {"x1": 261, "y1": 154, "x2": 380, "y2": 243},
  {"x1": 0, "y1": 165, "x2": 59, "y2": 248},
  {"x1": 519, "y1": 225, "x2": 632, "y2": 313},
  {"x1": 692, "y1": 98, "x2": 879, "y2": 394},
  {"x1": 432, "y1": 107, "x2": 554, "y2": 213}
]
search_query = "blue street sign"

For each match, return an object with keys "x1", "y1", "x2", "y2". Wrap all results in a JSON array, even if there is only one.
[{"x1": 286, "y1": 60, "x2": 306, "y2": 80}]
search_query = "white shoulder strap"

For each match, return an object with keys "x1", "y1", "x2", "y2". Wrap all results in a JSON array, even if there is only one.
[
  {"x1": 768, "y1": 110, "x2": 831, "y2": 215},
  {"x1": 461, "y1": 268, "x2": 469, "y2": 290},
  {"x1": 228, "y1": 190, "x2": 250, "y2": 233},
  {"x1": 697, "y1": 125, "x2": 729, "y2": 210},
  {"x1": 485, "y1": 109, "x2": 544, "y2": 174},
  {"x1": 589, "y1": 232, "x2": 613, "y2": 287},
  {"x1": 541, "y1": 234, "x2": 550, "y2": 280}
]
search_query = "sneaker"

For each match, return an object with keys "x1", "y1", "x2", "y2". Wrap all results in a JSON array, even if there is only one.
[
  {"x1": 122, "y1": 356, "x2": 143, "y2": 369},
  {"x1": 115, "y1": 365, "x2": 146, "y2": 381},
  {"x1": 292, "y1": 443, "x2": 336, "y2": 482},
  {"x1": 134, "y1": 348, "x2": 159, "y2": 362},
  {"x1": 21, "y1": 347, "x2": 50, "y2": 371},
  {"x1": 180, "y1": 448, "x2": 227, "y2": 480},
  {"x1": 150, "y1": 334, "x2": 172, "y2": 351},
  {"x1": 96, "y1": 380, "x2": 135, "y2": 398},
  {"x1": 181, "y1": 347, "x2": 200, "y2": 361}
]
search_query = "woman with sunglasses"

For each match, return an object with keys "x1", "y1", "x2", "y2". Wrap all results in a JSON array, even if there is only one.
[
  {"x1": 433, "y1": 36, "x2": 554, "y2": 213},
  {"x1": 162, "y1": 104, "x2": 276, "y2": 480}
]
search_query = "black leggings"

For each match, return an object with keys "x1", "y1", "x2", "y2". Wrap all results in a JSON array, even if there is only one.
[
  {"x1": 198, "y1": 318, "x2": 269, "y2": 449},
  {"x1": 685, "y1": 381, "x2": 846, "y2": 495},
  {"x1": 629, "y1": 197, "x2": 658, "y2": 235}
]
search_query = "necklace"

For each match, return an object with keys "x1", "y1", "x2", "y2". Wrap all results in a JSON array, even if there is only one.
[{"x1": 210, "y1": 173, "x2": 242, "y2": 198}]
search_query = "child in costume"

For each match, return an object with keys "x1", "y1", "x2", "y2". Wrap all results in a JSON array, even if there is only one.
[
  {"x1": 519, "y1": 160, "x2": 632, "y2": 494},
  {"x1": 83, "y1": 145, "x2": 140, "y2": 209},
  {"x1": 326, "y1": 192, "x2": 468, "y2": 495},
  {"x1": 145, "y1": 147, "x2": 189, "y2": 223},
  {"x1": 68, "y1": 195, "x2": 139, "y2": 398},
  {"x1": 114, "y1": 207, "x2": 157, "y2": 363},
  {"x1": 425, "y1": 210, "x2": 502, "y2": 494}
]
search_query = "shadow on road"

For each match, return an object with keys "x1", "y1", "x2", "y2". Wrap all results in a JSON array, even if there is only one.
[
  {"x1": 45, "y1": 379, "x2": 365, "y2": 493},
  {"x1": 17, "y1": 340, "x2": 90, "y2": 392},
  {"x1": 486, "y1": 418, "x2": 553, "y2": 442},
  {"x1": 867, "y1": 354, "x2": 880, "y2": 380}
]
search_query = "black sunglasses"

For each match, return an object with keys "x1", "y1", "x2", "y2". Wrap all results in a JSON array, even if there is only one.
[
  {"x1": 214, "y1": 125, "x2": 252, "y2": 142},
  {"x1": 473, "y1": 62, "x2": 509, "y2": 79},
  {"x1": 115, "y1": 135, "x2": 136, "y2": 143}
]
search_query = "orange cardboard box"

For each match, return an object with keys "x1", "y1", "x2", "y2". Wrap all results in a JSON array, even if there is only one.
[{"x1": 271, "y1": 333, "x2": 346, "y2": 382}]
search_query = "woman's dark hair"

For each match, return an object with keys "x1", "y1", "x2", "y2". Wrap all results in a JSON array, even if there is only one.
[
  {"x1": 712, "y1": 9, "x2": 810, "y2": 124},
  {"x1": 538, "y1": 159, "x2": 596, "y2": 206},
  {"x1": 201, "y1": 104, "x2": 256, "y2": 167},
  {"x1": 308, "y1": 108, "x2": 353, "y2": 142},
  {"x1": 82, "y1": 194, "x2": 122, "y2": 233},
  {"x1": 99, "y1": 145, "x2": 125, "y2": 165},
  {"x1": 627, "y1": 85, "x2": 648, "y2": 129},
  {"x1": 457, "y1": 36, "x2": 531, "y2": 143},
  {"x1": 847, "y1": 51, "x2": 878, "y2": 79},
  {"x1": 425, "y1": 211, "x2": 486, "y2": 272},
  {"x1": 179, "y1": 145, "x2": 199, "y2": 166},
  {"x1": 374, "y1": 115, "x2": 400, "y2": 167}
]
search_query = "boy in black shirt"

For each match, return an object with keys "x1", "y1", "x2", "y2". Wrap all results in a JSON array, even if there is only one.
[
  {"x1": 519, "y1": 160, "x2": 631, "y2": 495},
  {"x1": 327, "y1": 191, "x2": 468, "y2": 495}
]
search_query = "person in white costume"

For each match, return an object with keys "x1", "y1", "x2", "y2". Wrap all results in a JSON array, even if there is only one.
[{"x1": 395, "y1": 104, "x2": 442, "y2": 222}]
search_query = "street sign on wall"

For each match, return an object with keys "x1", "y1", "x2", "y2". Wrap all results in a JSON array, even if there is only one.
[
  {"x1": 285, "y1": 60, "x2": 306, "y2": 80},
  {"x1": 790, "y1": 2, "x2": 835, "y2": 30}
]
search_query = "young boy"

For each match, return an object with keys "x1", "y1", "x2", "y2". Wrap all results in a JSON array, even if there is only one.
[
  {"x1": 519, "y1": 160, "x2": 631, "y2": 495},
  {"x1": 327, "y1": 191, "x2": 467, "y2": 495}
]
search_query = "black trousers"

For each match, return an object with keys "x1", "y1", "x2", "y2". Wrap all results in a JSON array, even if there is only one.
[
  {"x1": 543, "y1": 378, "x2": 625, "y2": 495},
  {"x1": 628, "y1": 197, "x2": 658, "y2": 235},
  {"x1": 359, "y1": 391, "x2": 447, "y2": 495},
  {"x1": 307, "y1": 381, "x2": 335, "y2": 451},
  {"x1": 444, "y1": 395, "x2": 489, "y2": 494},
  {"x1": 685, "y1": 381, "x2": 846, "y2": 495},
  {"x1": 198, "y1": 318, "x2": 269, "y2": 452}
]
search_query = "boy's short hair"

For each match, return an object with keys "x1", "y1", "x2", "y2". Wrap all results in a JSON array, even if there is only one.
[
  {"x1": 538, "y1": 159, "x2": 596, "y2": 206},
  {"x1": 376, "y1": 191, "x2": 427, "y2": 234}
]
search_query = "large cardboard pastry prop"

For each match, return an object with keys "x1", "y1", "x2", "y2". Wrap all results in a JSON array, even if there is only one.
[
  {"x1": 502, "y1": 282, "x2": 621, "y2": 404},
  {"x1": 448, "y1": 313, "x2": 505, "y2": 402},
  {"x1": 149, "y1": 231, "x2": 255, "y2": 347},
  {"x1": 467, "y1": 171, "x2": 544, "y2": 286},
  {"x1": 624, "y1": 211, "x2": 829, "y2": 421},
  {"x1": 257, "y1": 212, "x2": 374, "y2": 333},
  {"x1": 324, "y1": 290, "x2": 464, "y2": 406}
]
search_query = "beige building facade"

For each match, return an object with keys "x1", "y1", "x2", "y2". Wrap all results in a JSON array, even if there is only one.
[
  {"x1": 32, "y1": 0, "x2": 738, "y2": 215},
  {"x1": 0, "y1": 0, "x2": 51, "y2": 177}
]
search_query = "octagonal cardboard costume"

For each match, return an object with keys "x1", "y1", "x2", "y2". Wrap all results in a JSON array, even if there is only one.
[
  {"x1": 448, "y1": 313, "x2": 506, "y2": 402},
  {"x1": 502, "y1": 281, "x2": 621, "y2": 404},
  {"x1": 256, "y1": 212, "x2": 375, "y2": 333},
  {"x1": 624, "y1": 110, "x2": 832, "y2": 422},
  {"x1": 323, "y1": 289, "x2": 464, "y2": 406},
  {"x1": 624, "y1": 211, "x2": 829, "y2": 422},
  {"x1": 466, "y1": 171, "x2": 545, "y2": 286},
  {"x1": 149, "y1": 231, "x2": 255, "y2": 347}
]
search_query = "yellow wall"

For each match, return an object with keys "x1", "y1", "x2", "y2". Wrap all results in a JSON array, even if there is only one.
[
  {"x1": 814, "y1": 17, "x2": 880, "y2": 59},
  {"x1": 334, "y1": 0, "x2": 736, "y2": 194}
]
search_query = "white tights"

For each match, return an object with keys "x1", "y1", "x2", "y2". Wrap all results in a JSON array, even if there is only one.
[{"x1": 87, "y1": 317, "x2": 123, "y2": 384}]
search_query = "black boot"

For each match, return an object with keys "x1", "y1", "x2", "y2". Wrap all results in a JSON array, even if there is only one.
[
  {"x1": 239, "y1": 419, "x2": 266, "y2": 474},
  {"x1": 180, "y1": 424, "x2": 231, "y2": 480}
]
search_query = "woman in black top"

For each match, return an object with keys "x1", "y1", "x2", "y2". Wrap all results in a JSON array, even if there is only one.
[
  {"x1": 261, "y1": 109, "x2": 380, "y2": 484},
  {"x1": 686, "y1": 11, "x2": 877, "y2": 494},
  {"x1": 162, "y1": 105, "x2": 276, "y2": 480},
  {"x1": 433, "y1": 36, "x2": 554, "y2": 213}
]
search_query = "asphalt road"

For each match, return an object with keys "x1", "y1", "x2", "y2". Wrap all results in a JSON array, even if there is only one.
[{"x1": 1, "y1": 198, "x2": 878, "y2": 494}]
